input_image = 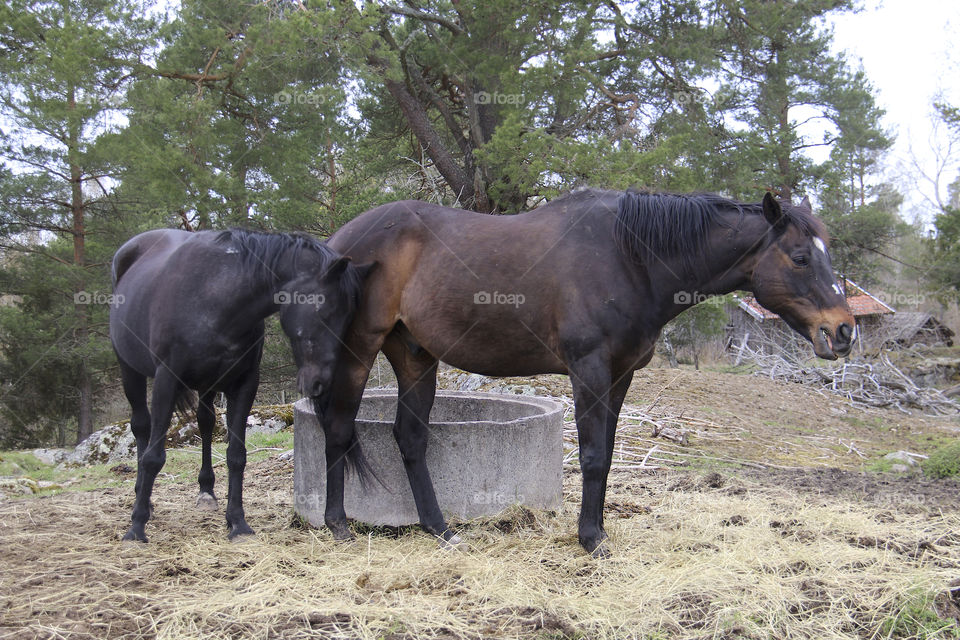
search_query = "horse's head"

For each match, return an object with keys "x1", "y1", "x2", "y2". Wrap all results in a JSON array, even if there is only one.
[
  {"x1": 278, "y1": 256, "x2": 375, "y2": 403},
  {"x1": 748, "y1": 193, "x2": 855, "y2": 360}
]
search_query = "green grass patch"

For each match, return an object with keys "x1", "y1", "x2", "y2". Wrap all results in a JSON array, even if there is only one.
[
  {"x1": 866, "y1": 457, "x2": 897, "y2": 474},
  {"x1": 0, "y1": 430, "x2": 294, "y2": 499},
  {"x1": 922, "y1": 440, "x2": 960, "y2": 479},
  {"x1": 0, "y1": 451, "x2": 59, "y2": 481},
  {"x1": 840, "y1": 415, "x2": 887, "y2": 431},
  {"x1": 878, "y1": 590, "x2": 960, "y2": 639}
]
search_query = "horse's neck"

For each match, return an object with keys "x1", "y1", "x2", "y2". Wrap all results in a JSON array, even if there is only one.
[
  {"x1": 651, "y1": 212, "x2": 768, "y2": 319},
  {"x1": 241, "y1": 253, "x2": 300, "y2": 315}
]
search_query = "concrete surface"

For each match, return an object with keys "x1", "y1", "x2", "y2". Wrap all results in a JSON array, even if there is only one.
[{"x1": 293, "y1": 389, "x2": 564, "y2": 527}]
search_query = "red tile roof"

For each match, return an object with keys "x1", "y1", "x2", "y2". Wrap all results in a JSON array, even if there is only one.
[{"x1": 736, "y1": 278, "x2": 894, "y2": 322}]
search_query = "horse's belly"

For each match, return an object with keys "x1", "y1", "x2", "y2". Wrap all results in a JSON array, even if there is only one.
[{"x1": 406, "y1": 315, "x2": 567, "y2": 376}]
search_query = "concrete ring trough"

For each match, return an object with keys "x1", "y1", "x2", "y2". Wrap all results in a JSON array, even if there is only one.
[{"x1": 293, "y1": 389, "x2": 564, "y2": 527}]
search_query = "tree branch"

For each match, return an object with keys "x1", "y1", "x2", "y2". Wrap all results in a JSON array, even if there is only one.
[{"x1": 384, "y1": 4, "x2": 463, "y2": 34}]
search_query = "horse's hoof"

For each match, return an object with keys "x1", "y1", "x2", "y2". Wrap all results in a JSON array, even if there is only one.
[
  {"x1": 196, "y1": 492, "x2": 219, "y2": 511},
  {"x1": 327, "y1": 522, "x2": 354, "y2": 542},
  {"x1": 437, "y1": 533, "x2": 465, "y2": 551},
  {"x1": 580, "y1": 533, "x2": 611, "y2": 559},
  {"x1": 227, "y1": 523, "x2": 255, "y2": 540},
  {"x1": 121, "y1": 528, "x2": 148, "y2": 543}
]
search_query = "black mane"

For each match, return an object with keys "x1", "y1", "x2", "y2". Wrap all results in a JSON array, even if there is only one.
[
  {"x1": 216, "y1": 228, "x2": 363, "y2": 301},
  {"x1": 613, "y1": 190, "x2": 823, "y2": 275}
]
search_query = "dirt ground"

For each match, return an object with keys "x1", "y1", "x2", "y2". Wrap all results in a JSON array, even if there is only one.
[
  {"x1": 1, "y1": 367, "x2": 959, "y2": 639},
  {"x1": 450, "y1": 366, "x2": 959, "y2": 470}
]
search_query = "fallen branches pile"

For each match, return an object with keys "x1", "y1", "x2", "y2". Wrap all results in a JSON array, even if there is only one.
[
  {"x1": 740, "y1": 341, "x2": 960, "y2": 416},
  {"x1": 558, "y1": 394, "x2": 778, "y2": 471}
]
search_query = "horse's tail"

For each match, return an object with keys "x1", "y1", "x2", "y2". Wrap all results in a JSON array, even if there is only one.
[
  {"x1": 175, "y1": 388, "x2": 199, "y2": 421},
  {"x1": 111, "y1": 238, "x2": 143, "y2": 287},
  {"x1": 312, "y1": 396, "x2": 382, "y2": 490},
  {"x1": 345, "y1": 431, "x2": 382, "y2": 491}
]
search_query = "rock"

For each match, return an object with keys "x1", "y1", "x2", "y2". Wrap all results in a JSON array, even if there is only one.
[
  {"x1": 172, "y1": 421, "x2": 200, "y2": 446},
  {"x1": 59, "y1": 422, "x2": 136, "y2": 468},
  {"x1": 890, "y1": 464, "x2": 911, "y2": 473},
  {"x1": 457, "y1": 374, "x2": 490, "y2": 392},
  {"x1": 32, "y1": 448, "x2": 68, "y2": 465},
  {"x1": 884, "y1": 451, "x2": 922, "y2": 467},
  {"x1": 277, "y1": 449, "x2": 294, "y2": 461},
  {"x1": 0, "y1": 477, "x2": 39, "y2": 495},
  {"x1": 248, "y1": 417, "x2": 286, "y2": 435},
  {"x1": 110, "y1": 463, "x2": 135, "y2": 475}
]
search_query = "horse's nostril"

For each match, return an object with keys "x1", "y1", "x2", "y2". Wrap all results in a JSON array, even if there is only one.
[
  {"x1": 838, "y1": 323, "x2": 853, "y2": 342},
  {"x1": 311, "y1": 382, "x2": 324, "y2": 398}
]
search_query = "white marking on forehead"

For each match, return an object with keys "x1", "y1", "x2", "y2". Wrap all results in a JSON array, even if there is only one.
[{"x1": 812, "y1": 237, "x2": 827, "y2": 255}]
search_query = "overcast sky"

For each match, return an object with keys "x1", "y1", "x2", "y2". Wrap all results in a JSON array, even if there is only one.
[{"x1": 830, "y1": 0, "x2": 960, "y2": 225}]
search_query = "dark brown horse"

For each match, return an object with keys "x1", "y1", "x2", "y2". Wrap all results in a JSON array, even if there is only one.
[
  {"x1": 110, "y1": 228, "x2": 371, "y2": 542},
  {"x1": 322, "y1": 189, "x2": 855, "y2": 556}
]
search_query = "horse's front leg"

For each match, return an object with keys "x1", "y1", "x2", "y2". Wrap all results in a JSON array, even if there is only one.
[
  {"x1": 222, "y1": 367, "x2": 260, "y2": 539},
  {"x1": 322, "y1": 330, "x2": 386, "y2": 541},
  {"x1": 566, "y1": 349, "x2": 618, "y2": 558}
]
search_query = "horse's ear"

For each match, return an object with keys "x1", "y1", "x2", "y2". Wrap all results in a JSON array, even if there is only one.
[
  {"x1": 325, "y1": 256, "x2": 351, "y2": 278},
  {"x1": 353, "y1": 261, "x2": 378, "y2": 281},
  {"x1": 798, "y1": 195, "x2": 812, "y2": 212},
  {"x1": 762, "y1": 192, "x2": 788, "y2": 233}
]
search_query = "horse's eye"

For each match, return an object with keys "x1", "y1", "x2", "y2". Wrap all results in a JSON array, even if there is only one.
[{"x1": 792, "y1": 254, "x2": 809, "y2": 267}]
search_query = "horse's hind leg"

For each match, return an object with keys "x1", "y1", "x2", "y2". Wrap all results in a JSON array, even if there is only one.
[
  {"x1": 195, "y1": 391, "x2": 219, "y2": 511},
  {"x1": 381, "y1": 332, "x2": 457, "y2": 544},
  {"x1": 118, "y1": 359, "x2": 152, "y2": 520},
  {"x1": 123, "y1": 368, "x2": 179, "y2": 542},
  {"x1": 222, "y1": 366, "x2": 259, "y2": 539},
  {"x1": 598, "y1": 370, "x2": 634, "y2": 538}
]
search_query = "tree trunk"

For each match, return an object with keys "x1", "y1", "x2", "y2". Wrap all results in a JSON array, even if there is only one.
[
  {"x1": 326, "y1": 134, "x2": 337, "y2": 215},
  {"x1": 68, "y1": 81, "x2": 93, "y2": 444},
  {"x1": 383, "y1": 78, "x2": 477, "y2": 207},
  {"x1": 76, "y1": 367, "x2": 93, "y2": 444}
]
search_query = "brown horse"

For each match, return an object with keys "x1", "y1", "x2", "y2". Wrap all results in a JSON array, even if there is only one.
[{"x1": 322, "y1": 188, "x2": 855, "y2": 556}]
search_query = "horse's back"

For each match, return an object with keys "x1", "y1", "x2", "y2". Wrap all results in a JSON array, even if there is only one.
[
  {"x1": 112, "y1": 228, "x2": 194, "y2": 287},
  {"x1": 330, "y1": 191, "x2": 617, "y2": 260},
  {"x1": 110, "y1": 229, "x2": 203, "y2": 374}
]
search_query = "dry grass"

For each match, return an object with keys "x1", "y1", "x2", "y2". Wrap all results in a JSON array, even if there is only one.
[{"x1": 1, "y1": 455, "x2": 959, "y2": 639}]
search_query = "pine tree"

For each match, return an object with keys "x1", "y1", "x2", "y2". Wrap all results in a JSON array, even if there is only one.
[{"x1": 0, "y1": 0, "x2": 155, "y2": 444}]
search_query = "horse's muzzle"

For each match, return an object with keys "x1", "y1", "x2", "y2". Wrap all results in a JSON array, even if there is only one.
[{"x1": 812, "y1": 321, "x2": 855, "y2": 360}]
